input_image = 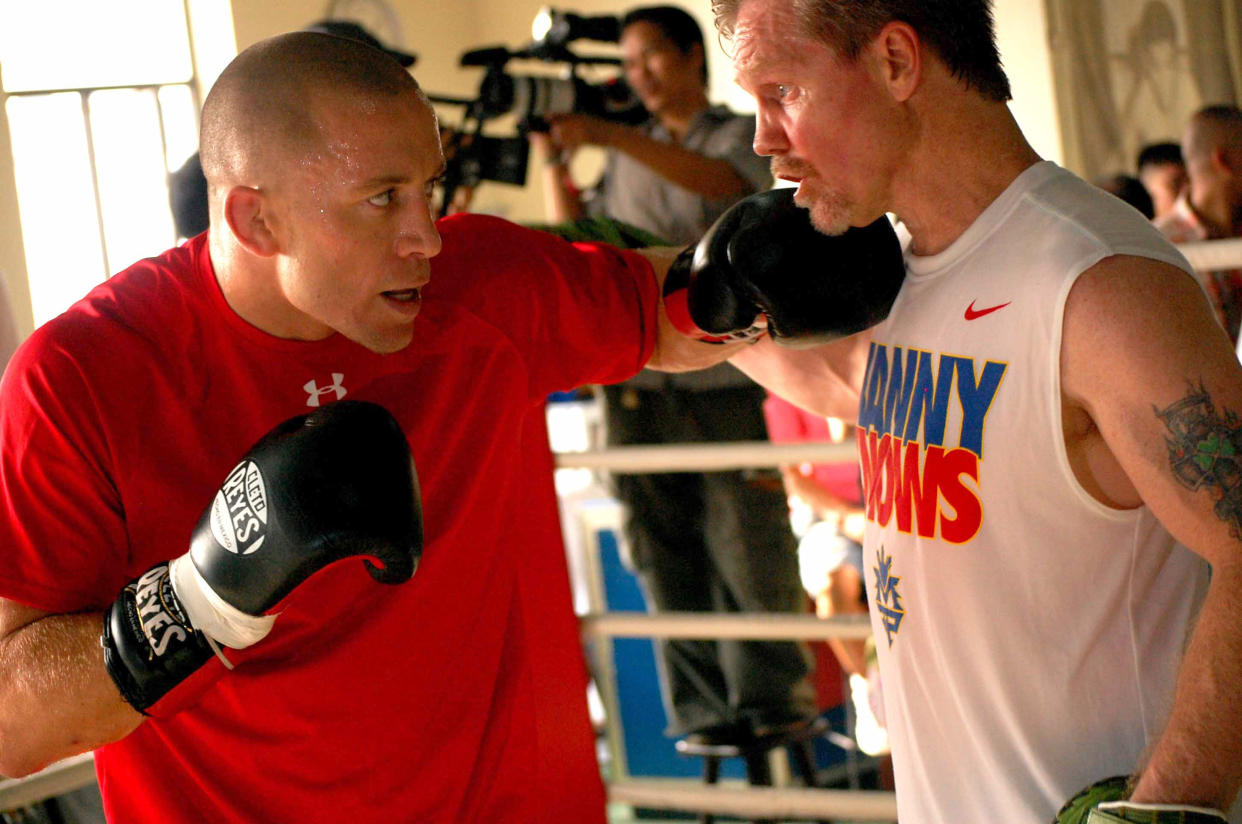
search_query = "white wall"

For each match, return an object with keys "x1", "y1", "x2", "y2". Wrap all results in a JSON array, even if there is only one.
[
  {"x1": 994, "y1": 0, "x2": 1062, "y2": 164},
  {"x1": 0, "y1": 62, "x2": 34, "y2": 341}
]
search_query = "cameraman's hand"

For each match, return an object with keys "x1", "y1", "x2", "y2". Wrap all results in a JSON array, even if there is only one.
[
  {"x1": 529, "y1": 130, "x2": 565, "y2": 163},
  {"x1": 532, "y1": 129, "x2": 584, "y2": 222},
  {"x1": 547, "y1": 113, "x2": 619, "y2": 153}
]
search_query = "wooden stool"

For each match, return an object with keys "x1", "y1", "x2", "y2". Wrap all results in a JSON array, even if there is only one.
[{"x1": 674, "y1": 716, "x2": 832, "y2": 824}]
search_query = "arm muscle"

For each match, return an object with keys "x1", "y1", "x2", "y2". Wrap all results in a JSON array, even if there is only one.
[
  {"x1": 1061, "y1": 254, "x2": 1242, "y2": 809},
  {"x1": 0, "y1": 598, "x2": 141, "y2": 777}
]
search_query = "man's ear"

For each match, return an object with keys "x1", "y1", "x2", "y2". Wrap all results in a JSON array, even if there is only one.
[
  {"x1": 223, "y1": 186, "x2": 279, "y2": 257},
  {"x1": 869, "y1": 21, "x2": 921, "y2": 103},
  {"x1": 690, "y1": 42, "x2": 706, "y2": 80},
  {"x1": 1212, "y1": 144, "x2": 1241, "y2": 176}
]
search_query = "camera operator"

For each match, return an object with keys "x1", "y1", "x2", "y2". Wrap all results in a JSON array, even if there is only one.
[
  {"x1": 534, "y1": 8, "x2": 764, "y2": 242},
  {"x1": 533, "y1": 5, "x2": 818, "y2": 748}
]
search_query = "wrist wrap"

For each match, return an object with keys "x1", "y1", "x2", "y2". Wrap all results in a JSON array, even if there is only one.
[
  {"x1": 1089, "y1": 804, "x2": 1228, "y2": 824},
  {"x1": 101, "y1": 561, "x2": 214, "y2": 714},
  {"x1": 662, "y1": 246, "x2": 766, "y2": 345},
  {"x1": 1056, "y1": 776, "x2": 1227, "y2": 824}
]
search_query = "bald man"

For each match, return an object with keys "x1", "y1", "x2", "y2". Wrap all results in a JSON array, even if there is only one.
[
  {"x1": 1154, "y1": 105, "x2": 1242, "y2": 342},
  {"x1": 0, "y1": 32, "x2": 735, "y2": 823}
]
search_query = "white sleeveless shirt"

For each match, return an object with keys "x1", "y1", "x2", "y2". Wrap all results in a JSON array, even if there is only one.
[{"x1": 858, "y1": 161, "x2": 1214, "y2": 823}]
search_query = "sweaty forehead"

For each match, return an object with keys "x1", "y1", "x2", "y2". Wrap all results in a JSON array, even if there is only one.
[
  {"x1": 305, "y1": 83, "x2": 432, "y2": 134},
  {"x1": 297, "y1": 88, "x2": 441, "y2": 179}
]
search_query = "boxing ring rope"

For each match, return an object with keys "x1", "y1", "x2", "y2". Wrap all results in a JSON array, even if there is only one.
[
  {"x1": 0, "y1": 754, "x2": 95, "y2": 811},
  {"x1": 607, "y1": 781, "x2": 900, "y2": 820},
  {"x1": 555, "y1": 439, "x2": 859, "y2": 473},
  {"x1": 5, "y1": 238, "x2": 1242, "y2": 818},
  {"x1": 1177, "y1": 237, "x2": 1242, "y2": 273},
  {"x1": 580, "y1": 610, "x2": 873, "y2": 640}
]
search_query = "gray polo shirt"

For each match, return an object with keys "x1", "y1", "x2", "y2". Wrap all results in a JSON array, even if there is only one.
[
  {"x1": 585, "y1": 105, "x2": 771, "y2": 245},
  {"x1": 585, "y1": 105, "x2": 772, "y2": 391}
]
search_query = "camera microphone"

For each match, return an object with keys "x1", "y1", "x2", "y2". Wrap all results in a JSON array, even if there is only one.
[
  {"x1": 531, "y1": 8, "x2": 621, "y2": 47},
  {"x1": 560, "y1": 13, "x2": 621, "y2": 44},
  {"x1": 460, "y1": 46, "x2": 514, "y2": 67}
]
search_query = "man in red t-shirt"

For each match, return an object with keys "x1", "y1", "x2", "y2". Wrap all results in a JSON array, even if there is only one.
[{"x1": 0, "y1": 33, "x2": 736, "y2": 823}]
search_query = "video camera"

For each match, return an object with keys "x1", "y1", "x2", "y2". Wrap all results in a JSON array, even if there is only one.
[{"x1": 430, "y1": 7, "x2": 648, "y2": 215}]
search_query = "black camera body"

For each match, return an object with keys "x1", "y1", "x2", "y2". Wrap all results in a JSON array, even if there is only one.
[
  {"x1": 433, "y1": 10, "x2": 648, "y2": 212},
  {"x1": 476, "y1": 68, "x2": 646, "y2": 127}
]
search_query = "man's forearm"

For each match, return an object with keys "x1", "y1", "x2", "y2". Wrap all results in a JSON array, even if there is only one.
[
  {"x1": 635, "y1": 245, "x2": 751, "y2": 373},
  {"x1": 730, "y1": 336, "x2": 869, "y2": 421},
  {"x1": 540, "y1": 161, "x2": 584, "y2": 223},
  {"x1": 608, "y1": 127, "x2": 751, "y2": 201},
  {"x1": 1130, "y1": 566, "x2": 1242, "y2": 810},
  {"x1": 0, "y1": 611, "x2": 141, "y2": 777}
]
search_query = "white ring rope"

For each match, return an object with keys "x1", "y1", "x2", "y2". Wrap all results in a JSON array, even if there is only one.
[
  {"x1": 555, "y1": 439, "x2": 857, "y2": 473},
  {"x1": 0, "y1": 754, "x2": 96, "y2": 811},
  {"x1": 609, "y1": 780, "x2": 898, "y2": 821},
  {"x1": 581, "y1": 610, "x2": 873, "y2": 640},
  {"x1": 1176, "y1": 237, "x2": 1242, "y2": 272}
]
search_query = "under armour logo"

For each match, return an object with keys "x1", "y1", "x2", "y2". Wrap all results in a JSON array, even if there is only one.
[{"x1": 304, "y1": 373, "x2": 347, "y2": 407}]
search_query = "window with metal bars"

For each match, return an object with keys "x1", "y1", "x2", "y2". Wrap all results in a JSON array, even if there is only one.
[{"x1": 1, "y1": 1, "x2": 201, "y2": 327}]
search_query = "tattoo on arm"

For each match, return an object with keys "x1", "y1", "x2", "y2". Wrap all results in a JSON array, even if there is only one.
[{"x1": 1155, "y1": 381, "x2": 1242, "y2": 538}]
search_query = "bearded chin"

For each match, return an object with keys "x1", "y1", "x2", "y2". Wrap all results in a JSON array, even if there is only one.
[{"x1": 794, "y1": 186, "x2": 852, "y2": 237}]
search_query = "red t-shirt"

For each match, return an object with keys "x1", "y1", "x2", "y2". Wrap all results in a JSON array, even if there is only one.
[{"x1": 0, "y1": 215, "x2": 656, "y2": 823}]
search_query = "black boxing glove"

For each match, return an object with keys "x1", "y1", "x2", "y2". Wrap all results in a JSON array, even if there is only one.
[
  {"x1": 102, "y1": 400, "x2": 422, "y2": 713},
  {"x1": 663, "y1": 187, "x2": 905, "y2": 348}
]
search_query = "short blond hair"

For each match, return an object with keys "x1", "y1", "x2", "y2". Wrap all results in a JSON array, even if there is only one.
[{"x1": 711, "y1": 0, "x2": 1011, "y2": 102}]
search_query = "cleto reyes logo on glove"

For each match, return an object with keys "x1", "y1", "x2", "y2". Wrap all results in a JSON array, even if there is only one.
[
  {"x1": 208, "y1": 460, "x2": 269, "y2": 555},
  {"x1": 132, "y1": 564, "x2": 193, "y2": 657}
]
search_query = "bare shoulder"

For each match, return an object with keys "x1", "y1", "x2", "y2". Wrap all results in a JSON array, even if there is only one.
[
  {"x1": 1061, "y1": 254, "x2": 1232, "y2": 409},
  {"x1": 1063, "y1": 254, "x2": 1209, "y2": 336},
  {"x1": 1061, "y1": 254, "x2": 1242, "y2": 563}
]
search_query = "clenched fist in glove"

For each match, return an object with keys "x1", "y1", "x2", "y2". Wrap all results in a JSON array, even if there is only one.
[
  {"x1": 102, "y1": 400, "x2": 422, "y2": 713},
  {"x1": 662, "y1": 187, "x2": 905, "y2": 347},
  {"x1": 1054, "y1": 776, "x2": 1228, "y2": 824}
]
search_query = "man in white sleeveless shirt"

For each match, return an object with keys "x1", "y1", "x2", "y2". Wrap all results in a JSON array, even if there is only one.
[{"x1": 703, "y1": 0, "x2": 1242, "y2": 821}]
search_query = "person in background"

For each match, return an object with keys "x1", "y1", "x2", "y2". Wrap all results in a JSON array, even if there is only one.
[
  {"x1": 1093, "y1": 173, "x2": 1154, "y2": 219},
  {"x1": 1153, "y1": 105, "x2": 1242, "y2": 343},
  {"x1": 532, "y1": 4, "x2": 817, "y2": 747},
  {"x1": 1137, "y1": 141, "x2": 1187, "y2": 221},
  {"x1": 760, "y1": 393, "x2": 891, "y2": 767}
]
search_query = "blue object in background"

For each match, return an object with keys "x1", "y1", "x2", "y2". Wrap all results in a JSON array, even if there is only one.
[
  {"x1": 596, "y1": 526, "x2": 856, "y2": 789},
  {"x1": 596, "y1": 527, "x2": 748, "y2": 779}
]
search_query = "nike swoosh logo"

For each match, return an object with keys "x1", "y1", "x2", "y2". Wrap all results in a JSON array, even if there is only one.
[{"x1": 964, "y1": 300, "x2": 1011, "y2": 320}]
